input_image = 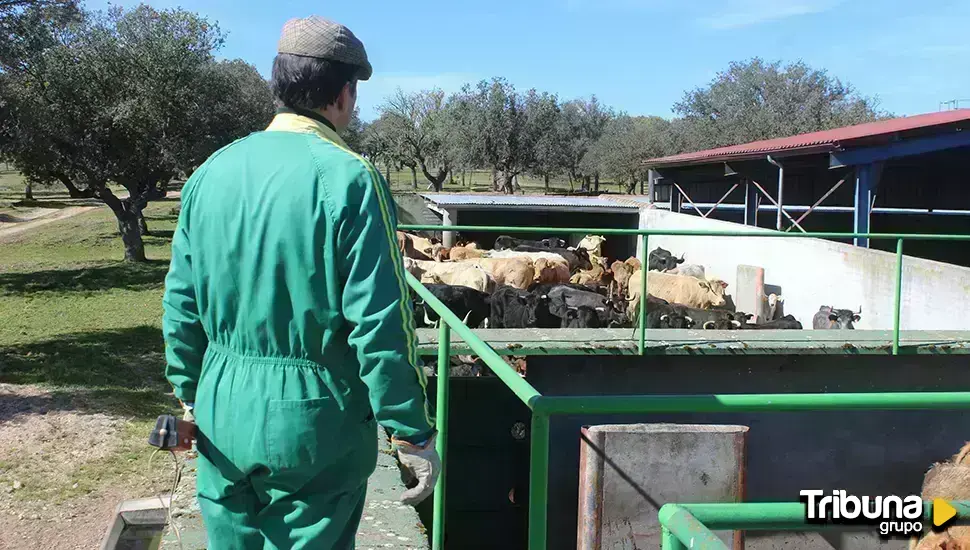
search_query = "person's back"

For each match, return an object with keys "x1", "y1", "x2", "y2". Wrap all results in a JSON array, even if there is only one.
[{"x1": 161, "y1": 16, "x2": 439, "y2": 550}]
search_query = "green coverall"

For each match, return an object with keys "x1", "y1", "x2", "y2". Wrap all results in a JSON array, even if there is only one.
[{"x1": 161, "y1": 111, "x2": 435, "y2": 550}]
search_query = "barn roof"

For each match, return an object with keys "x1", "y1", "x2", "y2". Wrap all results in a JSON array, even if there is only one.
[{"x1": 645, "y1": 109, "x2": 970, "y2": 168}]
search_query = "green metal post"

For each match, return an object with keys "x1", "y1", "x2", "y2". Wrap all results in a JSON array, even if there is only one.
[
  {"x1": 661, "y1": 527, "x2": 687, "y2": 550},
  {"x1": 638, "y1": 235, "x2": 648, "y2": 355},
  {"x1": 528, "y1": 412, "x2": 550, "y2": 550},
  {"x1": 893, "y1": 238, "x2": 904, "y2": 355},
  {"x1": 432, "y1": 323, "x2": 450, "y2": 550},
  {"x1": 657, "y1": 505, "x2": 729, "y2": 550}
]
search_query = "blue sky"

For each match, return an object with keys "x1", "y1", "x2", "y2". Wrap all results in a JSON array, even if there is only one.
[{"x1": 86, "y1": 0, "x2": 970, "y2": 121}]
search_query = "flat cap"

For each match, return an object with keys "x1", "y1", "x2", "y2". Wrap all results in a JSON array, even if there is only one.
[{"x1": 277, "y1": 16, "x2": 372, "y2": 81}]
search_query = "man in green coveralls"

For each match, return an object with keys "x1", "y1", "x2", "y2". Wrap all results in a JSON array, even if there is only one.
[{"x1": 161, "y1": 15, "x2": 439, "y2": 549}]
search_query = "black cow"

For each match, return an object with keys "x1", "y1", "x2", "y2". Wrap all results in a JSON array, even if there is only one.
[
  {"x1": 529, "y1": 282, "x2": 606, "y2": 297},
  {"x1": 683, "y1": 307, "x2": 744, "y2": 330},
  {"x1": 494, "y1": 235, "x2": 567, "y2": 250},
  {"x1": 648, "y1": 247, "x2": 684, "y2": 272},
  {"x1": 561, "y1": 306, "x2": 602, "y2": 328},
  {"x1": 544, "y1": 286, "x2": 625, "y2": 327},
  {"x1": 646, "y1": 307, "x2": 695, "y2": 328},
  {"x1": 744, "y1": 315, "x2": 803, "y2": 330},
  {"x1": 813, "y1": 306, "x2": 861, "y2": 330},
  {"x1": 490, "y1": 286, "x2": 549, "y2": 328},
  {"x1": 415, "y1": 284, "x2": 490, "y2": 329}
]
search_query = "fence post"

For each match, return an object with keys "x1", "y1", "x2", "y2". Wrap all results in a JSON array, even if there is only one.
[
  {"x1": 432, "y1": 324, "x2": 451, "y2": 550},
  {"x1": 528, "y1": 412, "x2": 550, "y2": 550},
  {"x1": 893, "y1": 238, "x2": 904, "y2": 355},
  {"x1": 639, "y1": 235, "x2": 649, "y2": 355}
]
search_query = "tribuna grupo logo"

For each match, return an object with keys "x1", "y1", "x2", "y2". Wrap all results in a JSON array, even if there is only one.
[{"x1": 800, "y1": 490, "x2": 958, "y2": 537}]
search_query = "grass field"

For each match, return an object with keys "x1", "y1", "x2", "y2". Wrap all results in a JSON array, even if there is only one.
[{"x1": 0, "y1": 175, "x2": 181, "y2": 546}]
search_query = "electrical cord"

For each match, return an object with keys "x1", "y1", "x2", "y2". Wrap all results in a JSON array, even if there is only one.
[{"x1": 147, "y1": 448, "x2": 184, "y2": 550}]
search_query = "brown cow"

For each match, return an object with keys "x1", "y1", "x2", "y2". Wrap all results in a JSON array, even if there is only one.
[
  {"x1": 611, "y1": 260, "x2": 635, "y2": 296},
  {"x1": 910, "y1": 442, "x2": 970, "y2": 549},
  {"x1": 470, "y1": 257, "x2": 535, "y2": 290},
  {"x1": 449, "y1": 245, "x2": 486, "y2": 261},
  {"x1": 570, "y1": 260, "x2": 613, "y2": 288},
  {"x1": 627, "y1": 270, "x2": 728, "y2": 316},
  {"x1": 396, "y1": 231, "x2": 438, "y2": 260},
  {"x1": 625, "y1": 256, "x2": 642, "y2": 271},
  {"x1": 534, "y1": 257, "x2": 570, "y2": 285}
]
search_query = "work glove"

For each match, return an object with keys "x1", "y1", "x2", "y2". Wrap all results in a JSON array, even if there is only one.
[
  {"x1": 393, "y1": 434, "x2": 441, "y2": 506},
  {"x1": 180, "y1": 401, "x2": 195, "y2": 423}
]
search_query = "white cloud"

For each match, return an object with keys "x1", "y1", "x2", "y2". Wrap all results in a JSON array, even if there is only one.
[{"x1": 697, "y1": 0, "x2": 843, "y2": 30}]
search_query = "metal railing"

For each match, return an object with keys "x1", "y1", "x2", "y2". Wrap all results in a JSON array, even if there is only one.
[
  {"x1": 657, "y1": 501, "x2": 970, "y2": 549},
  {"x1": 399, "y1": 224, "x2": 970, "y2": 550}
]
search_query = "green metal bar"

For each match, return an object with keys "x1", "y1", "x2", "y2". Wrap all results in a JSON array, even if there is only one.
[
  {"x1": 431, "y1": 323, "x2": 450, "y2": 550},
  {"x1": 638, "y1": 234, "x2": 648, "y2": 355},
  {"x1": 528, "y1": 412, "x2": 550, "y2": 550},
  {"x1": 534, "y1": 391, "x2": 970, "y2": 416},
  {"x1": 661, "y1": 526, "x2": 687, "y2": 550},
  {"x1": 407, "y1": 273, "x2": 543, "y2": 409},
  {"x1": 657, "y1": 505, "x2": 729, "y2": 550},
  {"x1": 660, "y1": 501, "x2": 970, "y2": 530},
  {"x1": 893, "y1": 238, "x2": 904, "y2": 355},
  {"x1": 398, "y1": 224, "x2": 970, "y2": 241}
]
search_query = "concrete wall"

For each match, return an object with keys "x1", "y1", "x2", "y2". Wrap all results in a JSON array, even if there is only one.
[{"x1": 636, "y1": 208, "x2": 970, "y2": 330}]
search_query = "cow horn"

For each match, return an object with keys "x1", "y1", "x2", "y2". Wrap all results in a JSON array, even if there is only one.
[
  {"x1": 857, "y1": 305, "x2": 862, "y2": 314},
  {"x1": 684, "y1": 316, "x2": 693, "y2": 323},
  {"x1": 660, "y1": 314, "x2": 669, "y2": 322},
  {"x1": 731, "y1": 320, "x2": 742, "y2": 328},
  {"x1": 703, "y1": 321, "x2": 715, "y2": 330}
]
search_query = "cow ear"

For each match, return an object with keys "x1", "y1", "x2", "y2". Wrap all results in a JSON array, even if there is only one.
[
  {"x1": 698, "y1": 281, "x2": 707, "y2": 288},
  {"x1": 852, "y1": 315, "x2": 861, "y2": 322}
]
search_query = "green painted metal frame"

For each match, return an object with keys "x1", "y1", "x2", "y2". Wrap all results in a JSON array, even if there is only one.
[
  {"x1": 400, "y1": 224, "x2": 970, "y2": 550},
  {"x1": 656, "y1": 501, "x2": 970, "y2": 549}
]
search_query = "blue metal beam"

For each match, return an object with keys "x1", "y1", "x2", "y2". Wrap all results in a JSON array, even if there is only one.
[
  {"x1": 743, "y1": 179, "x2": 759, "y2": 226},
  {"x1": 854, "y1": 164, "x2": 880, "y2": 247},
  {"x1": 830, "y1": 130, "x2": 970, "y2": 168},
  {"x1": 670, "y1": 182, "x2": 683, "y2": 213}
]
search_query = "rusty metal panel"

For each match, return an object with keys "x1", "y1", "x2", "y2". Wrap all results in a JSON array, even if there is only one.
[{"x1": 577, "y1": 423, "x2": 748, "y2": 550}]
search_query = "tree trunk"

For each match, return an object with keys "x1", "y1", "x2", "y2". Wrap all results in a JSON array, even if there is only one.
[
  {"x1": 583, "y1": 175, "x2": 591, "y2": 193},
  {"x1": 385, "y1": 165, "x2": 391, "y2": 184},
  {"x1": 544, "y1": 174, "x2": 549, "y2": 192},
  {"x1": 100, "y1": 187, "x2": 147, "y2": 262},
  {"x1": 462, "y1": 170, "x2": 466, "y2": 187},
  {"x1": 594, "y1": 174, "x2": 600, "y2": 193},
  {"x1": 410, "y1": 166, "x2": 417, "y2": 189},
  {"x1": 137, "y1": 208, "x2": 149, "y2": 236},
  {"x1": 24, "y1": 182, "x2": 33, "y2": 201},
  {"x1": 501, "y1": 171, "x2": 515, "y2": 195}
]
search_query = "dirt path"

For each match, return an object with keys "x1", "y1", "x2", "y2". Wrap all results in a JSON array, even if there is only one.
[{"x1": 0, "y1": 191, "x2": 180, "y2": 243}]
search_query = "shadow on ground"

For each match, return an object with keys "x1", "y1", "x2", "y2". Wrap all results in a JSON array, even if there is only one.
[
  {"x1": 0, "y1": 260, "x2": 170, "y2": 294},
  {"x1": 0, "y1": 325, "x2": 176, "y2": 421}
]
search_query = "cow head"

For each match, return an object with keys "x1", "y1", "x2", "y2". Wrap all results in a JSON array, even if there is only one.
[
  {"x1": 563, "y1": 306, "x2": 601, "y2": 328},
  {"x1": 658, "y1": 311, "x2": 694, "y2": 329},
  {"x1": 541, "y1": 237, "x2": 567, "y2": 249},
  {"x1": 572, "y1": 247, "x2": 593, "y2": 271},
  {"x1": 704, "y1": 319, "x2": 742, "y2": 330},
  {"x1": 700, "y1": 279, "x2": 729, "y2": 308},
  {"x1": 827, "y1": 306, "x2": 861, "y2": 329}
]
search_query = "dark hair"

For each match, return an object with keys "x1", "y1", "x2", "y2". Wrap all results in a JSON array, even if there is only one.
[{"x1": 271, "y1": 53, "x2": 358, "y2": 111}]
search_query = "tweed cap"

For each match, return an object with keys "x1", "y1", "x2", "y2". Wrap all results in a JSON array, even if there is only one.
[{"x1": 277, "y1": 16, "x2": 372, "y2": 81}]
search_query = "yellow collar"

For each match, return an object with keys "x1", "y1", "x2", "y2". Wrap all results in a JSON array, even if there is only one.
[{"x1": 265, "y1": 112, "x2": 349, "y2": 149}]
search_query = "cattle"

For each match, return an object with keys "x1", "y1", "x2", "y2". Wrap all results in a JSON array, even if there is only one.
[
  {"x1": 469, "y1": 257, "x2": 535, "y2": 290},
  {"x1": 684, "y1": 308, "x2": 744, "y2": 330},
  {"x1": 494, "y1": 235, "x2": 566, "y2": 250},
  {"x1": 528, "y1": 282, "x2": 607, "y2": 297},
  {"x1": 405, "y1": 259, "x2": 495, "y2": 293},
  {"x1": 512, "y1": 245, "x2": 592, "y2": 272},
  {"x1": 533, "y1": 257, "x2": 570, "y2": 285},
  {"x1": 641, "y1": 297, "x2": 695, "y2": 328},
  {"x1": 489, "y1": 286, "x2": 548, "y2": 328},
  {"x1": 397, "y1": 231, "x2": 433, "y2": 260},
  {"x1": 432, "y1": 246, "x2": 451, "y2": 262},
  {"x1": 813, "y1": 306, "x2": 861, "y2": 329},
  {"x1": 561, "y1": 306, "x2": 602, "y2": 328},
  {"x1": 417, "y1": 284, "x2": 490, "y2": 329},
  {"x1": 764, "y1": 293, "x2": 784, "y2": 321},
  {"x1": 570, "y1": 259, "x2": 613, "y2": 287},
  {"x1": 628, "y1": 270, "x2": 729, "y2": 313},
  {"x1": 665, "y1": 264, "x2": 706, "y2": 280},
  {"x1": 542, "y1": 286, "x2": 625, "y2": 327},
  {"x1": 625, "y1": 257, "x2": 642, "y2": 271},
  {"x1": 576, "y1": 235, "x2": 607, "y2": 264},
  {"x1": 611, "y1": 260, "x2": 636, "y2": 297},
  {"x1": 448, "y1": 245, "x2": 486, "y2": 261},
  {"x1": 648, "y1": 247, "x2": 684, "y2": 272},
  {"x1": 743, "y1": 315, "x2": 803, "y2": 330}
]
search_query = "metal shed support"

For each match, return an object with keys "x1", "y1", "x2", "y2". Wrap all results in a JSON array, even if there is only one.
[
  {"x1": 647, "y1": 169, "x2": 659, "y2": 204},
  {"x1": 669, "y1": 183, "x2": 682, "y2": 213},
  {"x1": 442, "y1": 208, "x2": 457, "y2": 247},
  {"x1": 743, "y1": 179, "x2": 759, "y2": 226},
  {"x1": 853, "y1": 163, "x2": 883, "y2": 248}
]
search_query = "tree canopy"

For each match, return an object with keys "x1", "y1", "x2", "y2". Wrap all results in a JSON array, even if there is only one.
[{"x1": 1, "y1": 3, "x2": 274, "y2": 261}]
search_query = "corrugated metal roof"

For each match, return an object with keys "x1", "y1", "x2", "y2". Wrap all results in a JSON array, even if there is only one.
[
  {"x1": 645, "y1": 109, "x2": 970, "y2": 167},
  {"x1": 420, "y1": 193, "x2": 639, "y2": 209}
]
